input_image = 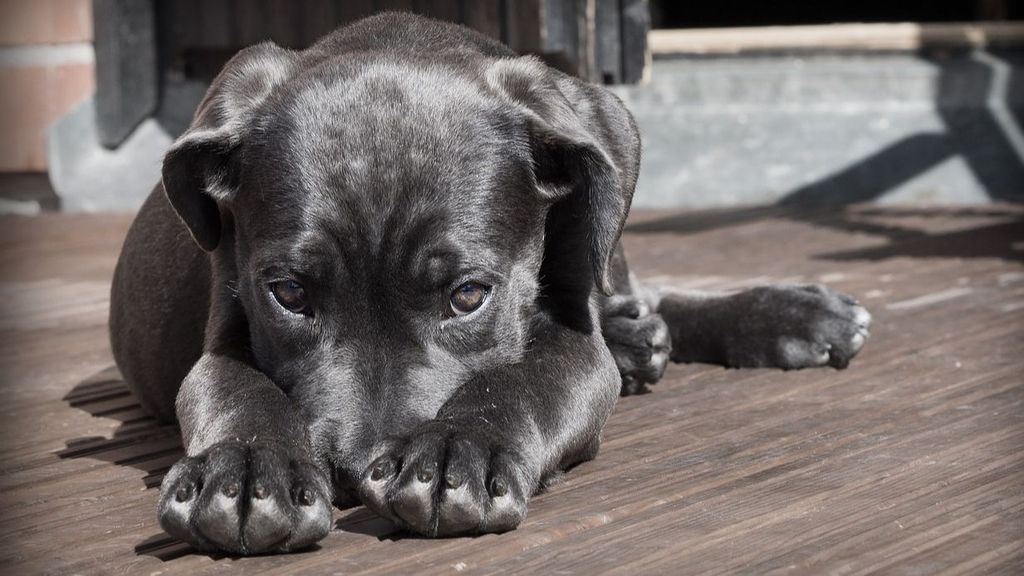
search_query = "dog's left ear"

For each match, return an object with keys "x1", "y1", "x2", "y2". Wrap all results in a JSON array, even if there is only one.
[{"x1": 486, "y1": 57, "x2": 640, "y2": 296}]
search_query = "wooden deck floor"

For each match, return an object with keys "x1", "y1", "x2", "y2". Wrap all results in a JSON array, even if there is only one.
[{"x1": 1, "y1": 205, "x2": 1022, "y2": 574}]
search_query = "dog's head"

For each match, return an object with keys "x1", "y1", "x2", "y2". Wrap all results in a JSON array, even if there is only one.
[{"x1": 161, "y1": 41, "x2": 637, "y2": 501}]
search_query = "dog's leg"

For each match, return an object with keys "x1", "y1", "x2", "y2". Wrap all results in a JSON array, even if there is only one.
[
  {"x1": 600, "y1": 243, "x2": 672, "y2": 395},
  {"x1": 654, "y1": 285, "x2": 872, "y2": 370},
  {"x1": 156, "y1": 313, "x2": 332, "y2": 554},
  {"x1": 601, "y1": 293, "x2": 672, "y2": 395},
  {"x1": 357, "y1": 317, "x2": 620, "y2": 537}
]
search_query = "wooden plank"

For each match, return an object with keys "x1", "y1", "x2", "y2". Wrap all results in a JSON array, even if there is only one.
[
  {"x1": 197, "y1": 0, "x2": 234, "y2": 48},
  {"x1": 504, "y1": 0, "x2": 542, "y2": 55},
  {"x1": 579, "y1": 0, "x2": 598, "y2": 81},
  {"x1": 593, "y1": 0, "x2": 621, "y2": 83},
  {"x1": 336, "y1": 0, "x2": 376, "y2": 26},
  {"x1": 299, "y1": 0, "x2": 339, "y2": 42},
  {"x1": 266, "y1": 0, "x2": 301, "y2": 47},
  {"x1": 540, "y1": 0, "x2": 582, "y2": 76},
  {"x1": 0, "y1": 206, "x2": 1021, "y2": 574},
  {"x1": 649, "y1": 21, "x2": 1024, "y2": 55},
  {"x1": 461, "y1": 0, "x2": 502, "y2": 39},
  {"x1": 416, "y1": 0, "x2": 460, "y2": 22},
  {"x1": 236, "y1": 0, "x2": 271, "y2": 45},
  {"x1": 375, "y1": 0, "x2": 416, "y2": 14},
  {"x1": 619, "y1": 0, "x2": 649, "y2": 83},
  {"x1": 91, "y1": 0, "x2": 158, "y2": 148},
  {"x1": 171, "y1": 0, "x2": 204, "y2": 49}
]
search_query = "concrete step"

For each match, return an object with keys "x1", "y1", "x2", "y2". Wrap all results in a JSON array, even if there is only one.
[
  {"x1": 43, "y1": 47, "x2": 1024, "y2": 212},
  {"x1": 613, "y1": 49, "x2": 1024, "y2": 207}
]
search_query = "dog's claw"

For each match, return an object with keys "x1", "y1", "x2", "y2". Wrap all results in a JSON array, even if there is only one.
[
  {"x1": 370, "y1": 459, "x2": 395, "y2": 482},
  {"x1": 490, "y1": 478, "x2": 508, "y2": 498},
  {"x1": 175, "y1": 485, "x2": 193, "y2": 503},
  {"x1": 417, "y1": 467, "x2": 434, "y2": 483},
  {"x1": 222, "y1": 482, "x2": 240, "y2": 498}
]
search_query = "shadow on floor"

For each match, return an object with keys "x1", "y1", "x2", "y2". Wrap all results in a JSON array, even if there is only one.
[
  {"x1": 58, "y1": 367, "x2": 403, "y2": 558},
  {"x1": 131, "y1": 500, "x2": 401, "y2": 562},
  {"x1": 628, "y1": 50, "x2": 1024, "y2": 259},
  {"x1": 57, "y1": 367, "x2": 199, "y2": 559},
  {"x1": 57, "y1": 366, "x2": 183, "y2": 491},
  {"x1": 626, "y1": 206, "x2": 1024, "y2": 263},
  {"x1": 133, "y1": 531, "x2": 326, "y2": 562},
  {"x1": 334, "y1": 507, "x2": 403, "y2": 540},
  {"x1": 133, "y1": 533, "x2": 198, "y2": 562},
  {"x1": 814, "y1": 218, "x2": 1024, "y2": 262}
]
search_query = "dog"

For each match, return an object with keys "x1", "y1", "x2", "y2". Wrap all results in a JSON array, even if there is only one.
[{"x1": 109, "y1": 12, "x2": 871, "y2": 554}]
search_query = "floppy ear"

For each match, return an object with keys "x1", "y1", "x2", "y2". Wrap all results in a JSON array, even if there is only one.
[
  {"x1": 486, "y1": 57, "x2": 640, "y2": 297},
  {"x1": 162, "y1": 42, "x2": 297, "y2": 251}
]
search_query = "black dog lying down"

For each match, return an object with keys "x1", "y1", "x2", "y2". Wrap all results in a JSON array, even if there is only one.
[{"x1": 109, "y1": 12, "x2": 870, "y2": 554}]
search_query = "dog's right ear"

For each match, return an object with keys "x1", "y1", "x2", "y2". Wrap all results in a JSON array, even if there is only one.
[{"x1": 162, "y1": 43, "x2": 296, "y2": 252}]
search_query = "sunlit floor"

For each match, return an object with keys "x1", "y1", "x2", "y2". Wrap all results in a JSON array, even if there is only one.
[{"x1": 1, "y1": 205, "x2": 1022, "y2": 574}]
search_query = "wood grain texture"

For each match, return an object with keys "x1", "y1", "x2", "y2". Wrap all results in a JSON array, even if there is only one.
[{"x1": 0, "y1": 206, "x2": 1021, "y2": 574}]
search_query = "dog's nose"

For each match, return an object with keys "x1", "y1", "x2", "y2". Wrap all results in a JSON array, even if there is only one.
[{"x1": 331, "y1": 466, "x2": 363, "y2": 508}]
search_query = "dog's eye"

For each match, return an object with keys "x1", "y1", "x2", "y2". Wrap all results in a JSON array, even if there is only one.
[
  {"x1": 270, "y1": 280, "x2": 308, "y2": 314},
  {"x1": 450, "y1": 282, "x2": 490, "y2": 315}
]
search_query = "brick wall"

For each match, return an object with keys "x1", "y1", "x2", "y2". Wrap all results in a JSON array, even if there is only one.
[{"x1": 0, "y1": 0, "x2": 95, "y2": 172}]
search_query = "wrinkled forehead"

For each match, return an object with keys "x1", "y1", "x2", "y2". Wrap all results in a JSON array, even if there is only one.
[
  {"x1": 237, "y1": 60, "x2": 537, "y2": 265},
  {"x1": 288, "y1": 60, "x2": 516, "y2": 201}
]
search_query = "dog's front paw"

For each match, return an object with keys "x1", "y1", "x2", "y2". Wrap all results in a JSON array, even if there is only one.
[
  {"x1": 733, "y1": 284, "x2": 872, "y2": 369},
  {"x1": 602, "y1": 295, "x2": 672, "y2": 395},
  {"x1": 158, "y1": 442, "x2": 332, "y2": 554},
  {"x1": 358, "y1": 421, "x2": 532, "y2": 537}
]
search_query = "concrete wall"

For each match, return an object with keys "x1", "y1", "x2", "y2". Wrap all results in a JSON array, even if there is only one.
[
  {"x1": 612, "y1": 50, "x2": 1024, "y2": 208},
  {"x1": 17, "y1": 7, "x2": 1022, "y2": 211}
]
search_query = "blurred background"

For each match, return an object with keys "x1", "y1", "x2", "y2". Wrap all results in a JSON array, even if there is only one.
[{"x1": 0, "y1": 0, "x2": 1021, "y2": 214}]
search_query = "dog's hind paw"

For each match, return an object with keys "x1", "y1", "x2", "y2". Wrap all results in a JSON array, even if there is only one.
[
  {"x1": 602, "y1": 295, "x2": 672, "y2": 395},
  {"x1": 158, "y1": 441, "x2": 332, "y2": 555},
  {"x1": 730, "y1": 284, "x2": 872, "y2": 370}
]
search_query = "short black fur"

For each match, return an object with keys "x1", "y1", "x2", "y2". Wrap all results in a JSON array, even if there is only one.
[{"x1": 109, "y1": 12, "x2": 871, "y2": 554}]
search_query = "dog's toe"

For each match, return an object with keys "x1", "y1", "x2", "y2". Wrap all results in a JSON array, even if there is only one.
[
  {"x1": 158, "y1": 455, "x2": 206, "y2": 546},
  {"x1": 853, "y1": 305, "x2": 872, "y2": 332},
  {"x1": 242, "y1": 491, "x2": 291, "y2": 552},
  {"x1": 774, "y1": 289, "x2": 872, "y2": 370},
  {"x1": 194, "y1": 489, "x2": 244, "y2": 551},
  {"x1": 435, "y1": 437, "x2": 488, "y2": 535},
  {"x1": 359, "y1": 422, "x2": 530, "y2": 537},
  {"x1": 603, "y1": 305, "x2": 672, "y2": 394},
  {"x1": 777, "y1": 338, "x2": 832, "y2": 369},
  {"x1": 158, "y1": 442, "x2": 331, "y2": 555},
  {"x1": 389, "y1": 436, "x2": 445, "y2": 534}
]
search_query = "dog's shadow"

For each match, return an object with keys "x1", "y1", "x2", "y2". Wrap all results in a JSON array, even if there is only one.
[
  {"x1": 58, "y1": 366, "x2": 183, "y2": 490},
  {"x1": 59, "y1": 367, "x2": 410, "y2": 560},
  {"x1": 59, "y1": 366, "x2": 197, "y2": 560}
]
